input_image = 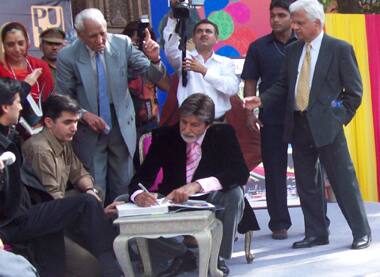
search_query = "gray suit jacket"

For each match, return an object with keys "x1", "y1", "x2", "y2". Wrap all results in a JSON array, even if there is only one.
[
  {"x1": 261, "y1": 34, "x2": 362, "y2": 147},
  {"x1": 56, "y1": 34, "x2": 165, "y2": 166}
]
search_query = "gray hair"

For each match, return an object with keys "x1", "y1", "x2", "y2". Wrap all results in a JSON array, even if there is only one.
[
  {"x1": 179, "y1": 93, "x2": 215, "y2": 125},
  {"x1": 74, "y1": 8, "x2": 107, "y2": 32},
  {"x1": 290, "y1": 0, "x2": 325, "y2": 26}
]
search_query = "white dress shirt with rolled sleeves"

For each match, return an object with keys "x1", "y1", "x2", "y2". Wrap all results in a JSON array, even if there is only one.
[{"x1": 163, "y1": 17, "x2": 240, "y2": 118}]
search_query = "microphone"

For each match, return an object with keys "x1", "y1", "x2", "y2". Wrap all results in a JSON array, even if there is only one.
[{"x1": 0, "y1": 151, "x2": 16, "y2": 166}]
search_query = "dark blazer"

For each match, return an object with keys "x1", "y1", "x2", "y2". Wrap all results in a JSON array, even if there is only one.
[
  {"x1": 261, "y1": 34, "x2": 362, "y2": 147},
  {"x1": 0, "y1": 127, "x2": 53, "y2": 228},
  {"x1": 129, "y1": 123, "x2": 249, "y2": 196}
]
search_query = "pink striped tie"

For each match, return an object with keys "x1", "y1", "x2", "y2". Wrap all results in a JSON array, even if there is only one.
[{"x1": 186, "y1": 142, "x2": 201, "y2": 183}]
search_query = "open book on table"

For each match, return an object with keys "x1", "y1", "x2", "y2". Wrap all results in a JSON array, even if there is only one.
[{"x1": 116, "y1": 199, "x2": 215, "y2": 218}]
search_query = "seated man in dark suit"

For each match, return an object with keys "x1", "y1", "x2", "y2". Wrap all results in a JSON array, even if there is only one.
[{"x1": 129, "y1": 93, "x2": 248, "y2": 276}]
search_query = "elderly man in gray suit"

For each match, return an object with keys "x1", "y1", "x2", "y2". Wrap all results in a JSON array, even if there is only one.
[
  {"x1": 56, "y1": 8, "x2": 166, "y2": 203},
  {"x1": 243, "y1": 0, "x2": 371, "y2": 250}
]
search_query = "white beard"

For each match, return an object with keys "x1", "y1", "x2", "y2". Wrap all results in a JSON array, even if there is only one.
[{"x1": 180, "y1": 133, "x2": 198, "y2": 144}]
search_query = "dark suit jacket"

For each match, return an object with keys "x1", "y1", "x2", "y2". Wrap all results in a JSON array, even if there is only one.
[
  {"x1": 129, "y1": 123, "x2": 249, "y2": 196},
  {"x1": 261, "y1": 34, "x2": 362, "y2": 147},
  {"x1": 0, "y1": 127, "x2": 53, "y2": 228}
]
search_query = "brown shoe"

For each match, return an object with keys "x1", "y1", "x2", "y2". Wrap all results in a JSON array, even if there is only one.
[{"x1": 272, "y1": 229, "x2": 288, "y2": 240}]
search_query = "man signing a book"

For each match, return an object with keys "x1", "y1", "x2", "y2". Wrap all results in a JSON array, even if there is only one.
[{"x1": 128, "y1": 93, "x2": 248, "y2": 277}]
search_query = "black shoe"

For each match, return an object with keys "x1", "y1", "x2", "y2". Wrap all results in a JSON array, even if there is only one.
[
  {"x1": 157, "y1": 251, "x2": 196, "y2": 277},
  {"x1": 292, "y1": 236, "x2": 329, "y2": 249},
  {"x1": 218, "y1": 257, "x2": 230, "y2": 277},
  {"x1": 272, "y1": 229, "x2": 288, "y2": 240},
  {"x1": 351, "y1": 235, "x2": 371, "y2": 249}
]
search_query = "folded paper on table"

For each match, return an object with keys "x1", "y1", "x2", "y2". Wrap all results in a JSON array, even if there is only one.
[{"x1": 168, "y1": 199, "x2": 215, "y2": 212}]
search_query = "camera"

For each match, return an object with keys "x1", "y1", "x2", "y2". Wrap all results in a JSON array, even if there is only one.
[
  {"x1": 172, "y1": 0, "x2": 204, "y2": 19},
  {"x1": 171, "y1": 0, "x2": 204, "y2": 87},
  {"x1": 137, "y1": 15, "x2": 150, "y2": 50},
  {"x1": 172, "y1": 0, "x2": 190, "y2": 19}
]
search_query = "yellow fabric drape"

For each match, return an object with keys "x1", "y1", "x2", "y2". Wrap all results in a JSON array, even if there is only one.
[{"x1": 325, "y1": 14, "x2": 378, "y2": 201}]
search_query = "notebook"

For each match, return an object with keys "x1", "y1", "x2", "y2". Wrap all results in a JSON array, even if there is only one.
[
  {"x1": 116, "y1": 199, "x2": 215, "y2": 218},
  {"x1": 116, "y1": 202, "x2": 169, "y2": 217},
  {"x1": 169, "y1": 199, "x2": 215, "y2": 211}
]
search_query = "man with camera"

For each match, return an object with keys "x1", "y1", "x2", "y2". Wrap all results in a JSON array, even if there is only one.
[{"x1": 163, "y1": 0, "x2": 240, "y2": 121}]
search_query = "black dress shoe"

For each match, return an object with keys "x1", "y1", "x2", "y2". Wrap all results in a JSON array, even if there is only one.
[
  {"x1": 351, "y1": 235, "x2": 371, "y2": 249},
  {"x1": 272, "y1": 229, "x2": 288, "y2": 240},
  {"x1": 157, "y1": 251, "x2": 196, "y2": 277},
  {"x1": 292, "y1": 236, "x2": 329, "y2": 249},
  {"x1": 218, "y1": 257, "x2": 230, "y2": 277}
]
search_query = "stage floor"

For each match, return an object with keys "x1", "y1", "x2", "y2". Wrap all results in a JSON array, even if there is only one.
[{"x1": 177, "y1": 202, "x2": 380, "y2": 277}]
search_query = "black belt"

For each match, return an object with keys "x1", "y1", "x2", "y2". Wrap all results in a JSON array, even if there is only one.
[{"x1": 294, "y1": 110, "x2": 307, "y2": 117}]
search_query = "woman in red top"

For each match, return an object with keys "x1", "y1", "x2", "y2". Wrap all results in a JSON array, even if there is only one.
[{"x1": 0, "y1": 22, "x2": 54, "y2": 103}]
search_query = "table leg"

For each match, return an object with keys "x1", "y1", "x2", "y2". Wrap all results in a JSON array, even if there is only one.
[
  {"x1": 136, "y1": 238, "x2": 153, "y2": 277},
  {"x1": 194, "y1": 230, "x2": 212, "y2": 277},
  {"x1": 209, "y1": 219, "x2": 223, "y2": 277},
  {"x1": 113, "y1": 235, "x2": 135, "y2": 277}
]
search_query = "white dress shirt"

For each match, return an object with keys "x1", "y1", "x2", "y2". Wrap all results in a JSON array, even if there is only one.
[
  {"x1": 163, "y1": 17, "x2": 240, "y2": 118},
  {"x1": 295, "y1": 31, "x2": 324, "y2": 102}
]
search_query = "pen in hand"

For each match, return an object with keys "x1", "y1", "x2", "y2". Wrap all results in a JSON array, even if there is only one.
[{"x1": 138, "y1": 183, "x2": 159, "y2": 205}]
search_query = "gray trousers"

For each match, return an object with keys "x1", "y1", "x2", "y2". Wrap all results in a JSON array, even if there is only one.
[
  {"x1": 91, "y1": 108, "x2": 134, "y2": 204},
  {"x1": 148, "y1": 186, "x2": 244, "y2": 265},
  {"x1": 208, "y1": 186, "x2": 244, "y2": 259}
]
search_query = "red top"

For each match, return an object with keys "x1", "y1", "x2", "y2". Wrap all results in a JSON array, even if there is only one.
[{"x1": 0, "y1": 55, "x2": 54, "y2": 103}]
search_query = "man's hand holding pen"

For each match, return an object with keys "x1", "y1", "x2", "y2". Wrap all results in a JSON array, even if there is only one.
[{"x1": 135, "y1": 183, "x2": 159, "y2": 207}]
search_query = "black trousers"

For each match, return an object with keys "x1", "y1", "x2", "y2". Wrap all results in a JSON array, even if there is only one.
[
  {"x1": 0, "y1": 194, "x2": 120, "y2": 277},
  {"x1": 292, "y1": 113, "x2": 371, "y2": 238},
  {"x1": 261, "y1": 124, "x2": 291, "y2": 231}
]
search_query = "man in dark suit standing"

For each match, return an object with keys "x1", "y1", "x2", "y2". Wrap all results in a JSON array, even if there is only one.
[
  {"x1": 242, "y1": 0, "x2": 296, "y2": 240},
  {"x1": 129, "y1": 93, "x2": 248, "y2": 276},
  {"x1": 243, "y1": 0, "x2": 371, "y2": 250}
]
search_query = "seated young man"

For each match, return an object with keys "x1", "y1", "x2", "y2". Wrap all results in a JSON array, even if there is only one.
[
  {"x1": 22, "y1": 94, "x2": 103, "y2": 200},
  {"x1": 129, "y1": 93, "x2": 248, "y2": 277},
  {"x1": 21, "y1": 94, "x2": 99, "y2": 276},
  {"x1": 22, "y1": 94, "x2": 127, "y2": 276},
  {"x1": 0, "y1": 79, "x2": 123, "y2": 277}
]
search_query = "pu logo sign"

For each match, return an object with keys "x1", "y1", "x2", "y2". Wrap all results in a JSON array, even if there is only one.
[{"x1": 31, "y1": 5, "x2": 65, "y2": 48}]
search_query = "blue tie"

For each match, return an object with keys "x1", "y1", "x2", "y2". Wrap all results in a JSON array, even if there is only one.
[{"x1": 96, "y1": 53, "x2": 112, "y2": 129}]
